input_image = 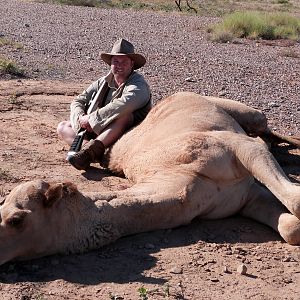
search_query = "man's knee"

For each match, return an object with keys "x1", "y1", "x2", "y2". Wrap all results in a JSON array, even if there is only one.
[{"x1": 57, "y1": 121, "x2": 70, "y2": 135}]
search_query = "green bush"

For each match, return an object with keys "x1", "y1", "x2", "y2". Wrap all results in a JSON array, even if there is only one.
[
  {"x1": 52, "y1": 0, "x2": 102, "y2": 7},
  {"x1": 211, "y1": 30, "x2": 234, "y2": 43},
  {"x1": 0, "y1": 37, "x2": 23, "y2": 49},
  {"x1": 276, "y1": 0, "x2": 289, "y2": 4},
  {"x1": 210, "y1": 11, "x2": 300, "y2": 41},
  {"x1": 0, "y1": 59, "x2": 24, "y2": 76}
]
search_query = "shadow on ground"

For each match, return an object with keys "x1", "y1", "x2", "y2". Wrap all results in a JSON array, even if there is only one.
[{"x1": 0, "y1": 215, "x2": 280, "y2": 286}]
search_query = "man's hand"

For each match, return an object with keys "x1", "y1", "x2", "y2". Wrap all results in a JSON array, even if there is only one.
[{"x1": 79, "y1": 115, "x2": 93, "y2": 132}]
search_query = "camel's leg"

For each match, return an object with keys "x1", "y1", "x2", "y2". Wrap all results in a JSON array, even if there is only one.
[
  {"x1": 216, "y1": 132, "x2": 300, "y2": 219},
  {"x1": 203, "y1": 96, "x2": 267, "y2": 135},
  {"x1": 204, "y1": 96, "x2": 300, "y2": 148},
  {"x1": 240, "y1": 183, "x2": 300, "y2": 245}
]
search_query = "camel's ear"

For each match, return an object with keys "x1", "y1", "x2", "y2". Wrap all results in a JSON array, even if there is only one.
[{"x1": 43, "y1": 182, "x2": 77, "y2": 208}]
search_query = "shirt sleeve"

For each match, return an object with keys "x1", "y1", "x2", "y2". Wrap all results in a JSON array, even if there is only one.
[
  {"x1": 88, "y1": 77, "x2": 151, "y2": 135},
  {"x1": 69, "y1": 80, "x2": 99, "y2": 133}
]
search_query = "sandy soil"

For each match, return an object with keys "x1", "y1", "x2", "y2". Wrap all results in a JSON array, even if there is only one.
[{"x1": 0, "y1": 1, "x2": 300, "y2": 299}]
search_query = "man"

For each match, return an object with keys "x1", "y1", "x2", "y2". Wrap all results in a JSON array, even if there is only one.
[{"x1": 57, "y1": 38, "x2": 152, "y2": 170}]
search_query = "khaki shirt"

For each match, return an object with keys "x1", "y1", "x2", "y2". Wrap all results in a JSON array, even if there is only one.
[{"x1": 70, "y1": 71, "x2": 152, "y2": 135}]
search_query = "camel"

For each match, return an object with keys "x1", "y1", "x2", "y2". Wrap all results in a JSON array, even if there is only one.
[{"x1": 0, "y1": 92, "x2": 300, "y2": 265}]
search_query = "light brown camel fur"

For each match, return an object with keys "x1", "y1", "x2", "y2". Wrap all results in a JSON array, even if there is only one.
[{"x1": 0, "y1": 92, "x2": 300, "y2": 265}]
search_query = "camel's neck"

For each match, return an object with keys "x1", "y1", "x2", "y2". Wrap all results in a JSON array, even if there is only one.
[
  {"x1": 51, "y1": 194, "x2": 121, "y2": 255},
  {"x1": 90, "y1": 190, "x2": 190, "y2": 239},
  {"x1": 54, "y1": 189, "x2": 187, "y2": 255}
]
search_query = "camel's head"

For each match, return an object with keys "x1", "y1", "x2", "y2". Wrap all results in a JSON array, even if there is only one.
[{"x1": 0, "y1": 180, "x2": 78, "y2": 266}]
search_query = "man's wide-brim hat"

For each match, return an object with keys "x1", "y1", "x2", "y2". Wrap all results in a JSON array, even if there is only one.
[{"x1": 101, "y1": 38, "x2": 146, "y2": 70}]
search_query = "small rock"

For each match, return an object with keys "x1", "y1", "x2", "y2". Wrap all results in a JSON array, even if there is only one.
[
  {"x1": 268, "y1": 101, "x2": 279, "y2": 108},
  {"x1": 237, "y1": 263, "x2": 247, "y2": 275},
  {"x1": 223, "y1": 266, "x2": 230, "y2": 273},
  {"x1": 210, "y1": 278, "x2": 219, "y2": 282},
  {"x1": 282, "y1": 256, "x2": 291, "y2": 262},
  {"x1": 170, "y1": 266, "x2": 183, "y2": 274},
  {"x1": 185, "y1": 77, "x2": 196, "y2": 82},
  {"x1": 218, "y1": 91, "x2": 226, "y2": 96},
  {"x1": 283, "y1": 278, "x2": 293, "y2": 284}
]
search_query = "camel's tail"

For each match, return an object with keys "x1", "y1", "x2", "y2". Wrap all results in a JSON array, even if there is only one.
[{"x1": 261, "y1": 130, "x2": 300, "y2": 149}]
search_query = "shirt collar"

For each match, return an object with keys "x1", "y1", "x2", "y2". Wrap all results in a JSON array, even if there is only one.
[
  {"x1": 104, "y1": 72, "x2": 117, "y2": 89},
  {"x1": 104, "y1": 71, "x2": 136, "y2": 89}
]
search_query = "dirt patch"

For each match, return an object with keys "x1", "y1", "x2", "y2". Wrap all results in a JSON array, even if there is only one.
[
  {"x1": 0, "y1": 80, "x2": 300, "y2": 300},
  {"x1": 0, "y1": 0, "x2": 300, "y2": 298}
]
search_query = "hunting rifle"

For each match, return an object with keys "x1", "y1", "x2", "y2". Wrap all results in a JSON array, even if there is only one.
[{"x1": 66, "y1": 80, "x2": 106, "y2": 161}]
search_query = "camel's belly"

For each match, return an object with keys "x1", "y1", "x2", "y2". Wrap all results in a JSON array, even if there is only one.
[
  {"x1": 121, "y1": 130, "x2": 249, "y2": 184},
  {"x1": 188, "y1": 175, "x2": 254, "y2": 220}
]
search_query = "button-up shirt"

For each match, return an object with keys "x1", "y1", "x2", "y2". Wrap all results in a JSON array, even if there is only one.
[{"x1": 70, "y1": 71, "x2": 152, "y2": 135}]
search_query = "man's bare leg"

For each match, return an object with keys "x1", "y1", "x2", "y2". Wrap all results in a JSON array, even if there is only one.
[
  {"x1": 57, "y1": 121, "x2": 76, "y2": 146},
  {"x1": 96, "y1": 114, "x2": 134, "y2": 147},
  {"x1": 57, "y1": 114, "x2": 133, "y2": 147}
]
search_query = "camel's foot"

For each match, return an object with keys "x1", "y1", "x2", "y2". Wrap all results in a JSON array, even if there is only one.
[{"x1": 278, "y1": 213, "x2": 300, "y2": 245}]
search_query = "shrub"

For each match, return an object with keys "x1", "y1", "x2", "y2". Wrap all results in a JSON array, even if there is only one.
[
  {"x1": 276, "y1": 0, "x2": 289, "y2": 4},
  {"x1": 211, "y1": 30, "x2": 234, "y2": 43},
  {"x1": 51, "y1": 0, "x2": 102, "y2": 7},
  {"x1": 210, "y1": 11, "x2": 300, "y2": 41},
  {"x1": 0, "y1": 59, "x2": 25, "y2": 77},
  {"x1": 0, "y1": 37, "x2": 23, "y2": 49}
]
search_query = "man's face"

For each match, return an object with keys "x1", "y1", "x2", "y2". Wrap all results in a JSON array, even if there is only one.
[{"x1": 110, "y1": 55, "x2": 134, "y2": 78}]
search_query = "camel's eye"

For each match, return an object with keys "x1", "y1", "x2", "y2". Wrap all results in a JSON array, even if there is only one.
[{"x1": 7, "y1": 214, "x2": 25, "y2": 228}]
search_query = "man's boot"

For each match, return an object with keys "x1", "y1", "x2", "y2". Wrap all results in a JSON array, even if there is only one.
[{"x1": 67, "y1": 139, "x2": 105, "y2": 170}]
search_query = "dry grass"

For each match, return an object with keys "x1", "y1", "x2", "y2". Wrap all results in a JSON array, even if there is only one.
[
  {"x1": 0, "y1": 58, "x2": 25, "y2": 77},
  {"x1": 210, "y1": 11, "x2": 300, "y2": 42},
  {"x1": 36, "y1": 0, "x2": 300, "y2": 16}
]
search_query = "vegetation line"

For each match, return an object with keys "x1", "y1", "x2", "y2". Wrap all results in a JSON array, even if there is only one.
[{"x1": 209, "y1": 11, "x2": 300, "y2": 43}]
